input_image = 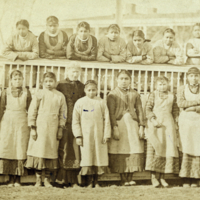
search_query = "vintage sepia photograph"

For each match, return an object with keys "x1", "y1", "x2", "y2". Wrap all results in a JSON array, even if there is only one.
[{"x1": 0, "y1": 0, "x2": 200, "y2": 199}]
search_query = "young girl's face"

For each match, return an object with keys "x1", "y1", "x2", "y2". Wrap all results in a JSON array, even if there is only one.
[
  {"x1": 163, "y1": 32, "x2": 174, "y2": 46},
  {"x1": 187, "y1": 74, "x2": 200, "y2": 85},
  {"x1": 47, "y1": 23, "x2": 59, "y2": 34},
  {"x1": 17, "y1": 24, "x2": 29, "y2": 37},
  {"x1": 77, "y1": 27, "x2": 90, "y2": 40},
  {"x1": 117, "y1": 73, "x2": 131, "y2": 89},
  {"x1": 43, "y1": 77, "x2": 56, "y2": 90},
  {"x1": 11, "y1": 75, "x2": 23, "y2": 88},
  {"x1": 133, "y1": 36, "x2": 144, "y2": 49},
  {"x1": 193, "y1": 26, "x2": 200, "y2": 38},
  {"x1": 68, "y1": 69, "x2": 80, "y2": 81},
  {"x1": 107, "y1": 28, "x2": 119, "y2": 41},
  {"x1": 156, "y1": 81, "x2": 168, "y2": 92},
  {"x1": 85, "y1": 84, "x2": 97, "y2": 99}
]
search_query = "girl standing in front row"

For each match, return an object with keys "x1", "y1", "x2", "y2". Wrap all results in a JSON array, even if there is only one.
[
  {"x1": 145, "y1": 76, "x2": 179, "y2": 188},
  {"x1": 0, "y1": 70, "x2": 32, "y2": 187},
  {"x1": 107, "y1": 70, "x2": 145, "y2": 186},
  {"x1": 72, "y1": 80, "x2": 111, "y2": 188},
  {"x1": 25, "y1": 72, "x2": 67, "y2": 187}
]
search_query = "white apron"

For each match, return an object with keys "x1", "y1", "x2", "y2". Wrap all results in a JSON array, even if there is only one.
[
  {"x1": 147, "y1": 91, "x2": 178, "y2": 158},
  {"x1": 179, "y1": 84, "x2": 200, "y2": 156},
  {"x1": 109, "y1": 112, "x2": 144, "y2": 154},
  {"x1": 27, "y1": 89, "x2": 61, "y2": 159},
  {"x1": 0, "y1": 88, "x2": 29, "y2": 160}
]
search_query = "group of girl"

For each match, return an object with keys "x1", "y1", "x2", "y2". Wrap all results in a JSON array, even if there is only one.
[
  {"x1": 2, "y1": 16, "x2": 200, "y2": 65},
  {"x1": 0, "y1": 58, "x2": 200, "y2": 189}
]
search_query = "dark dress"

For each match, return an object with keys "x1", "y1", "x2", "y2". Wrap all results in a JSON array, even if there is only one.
[{"x1": 56, "y1": 78, "x2": 85, "y2": 185}]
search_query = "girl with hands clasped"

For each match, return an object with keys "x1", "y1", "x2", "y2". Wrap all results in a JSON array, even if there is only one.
[
  {"x1": 145, "y1": 76, "x2": 179, "y2": 188},
  {"x1": 72, "y1": 80, "x2": 111, "y2": 188},
  {"x1": 0, "y1": 70, "x2": 32, "y2": 187},
  {"x1": 25, "y1": 72, "x2": 67, "y2": 188},
  {"x1": 107, "y1": 70, "x2": 145, "y2": 186}
]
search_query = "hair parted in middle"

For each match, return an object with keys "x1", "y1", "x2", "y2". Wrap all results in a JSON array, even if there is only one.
[{"x1": 43, "y1": 72, "x2": 57, "y2": 82}]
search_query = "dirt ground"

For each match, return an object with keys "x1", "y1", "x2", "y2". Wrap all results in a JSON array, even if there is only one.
[{"x1": 0, "y1": 181, "x2": 200, "y2": 200}]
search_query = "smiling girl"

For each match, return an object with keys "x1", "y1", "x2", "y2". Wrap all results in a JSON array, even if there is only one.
[
  {"x1": 153, "y1": 28, "x2": 184, "y2": 65},
  {"x1": 67, "y1": 21, "x2": 97, "y2": 61}
]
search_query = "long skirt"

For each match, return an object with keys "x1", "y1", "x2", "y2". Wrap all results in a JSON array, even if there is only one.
[
  {"x1": 0, "y1": 159, "x2": 27, "y2": 176},
  {"x1": 145, "y1": 140, "x2": 179, "y2": 174},
  {"x1": 179, "y1": 153, "x2": 200, "y2": 179},
  {"x1": 56, "y1": 123, "x2": 80, "y2": 184}
]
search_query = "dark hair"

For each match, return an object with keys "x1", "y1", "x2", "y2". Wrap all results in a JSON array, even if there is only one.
[
  {"x1": 10, "y1": 70, "x2": 23, "y2": 79},
  {"x1": 132, "y1": 30, "x2": 145, "y2": 40},
  {"x1": 107, "y1": 24, "x2": 120, "y2": 33},
  {"x1": 187, "y1": 67, "x2": 200, "y2": 75},
  {"x1": 85, "y1": 80, "x2": 97, "y2": 88},
  {"x1": 77, "y1": 21, "x2": 90, "y2": 31},
  {"x1": 117, "y1": 70, "x2": 131, "y2": 79},
  {"x1": 155, "y1": 76, "x2": 169, "y2": 83},
  {"x1": 163, "y1": 28, "x2": 175, "y2": 36},
  {"x1": 16, "y1": 20, "x2": 29, "y2": 29},
  {"x1": 46, "y1": 16, "x2": 59, "y2": 24},
  {"x1": 43, "y1": 72, "x2": 57, "y2": 82}
]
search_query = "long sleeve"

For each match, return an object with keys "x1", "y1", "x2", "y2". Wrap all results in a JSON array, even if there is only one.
[
  {"x1": 26, "y1": 89, "x2": 32, "y2": 111},
  {"x1": 59, "y1": 94, "x2": 67, "y2": 127},
  {"x1": 107, "y1": 94, "x2": 117, "y2": 128},
  {"x1": 186, "y1": 43, "x2": 195, "y2": 57},
  {"x1": 177, "y1": 85, "x2": 198, "y2": 108},
  {"x1": 126, "y1": 44, "x2": 142, "y2": 63},
  {"x1": 16, "y1": 36, "x2": 39, "y2": 60},
  {"x1": 103, "y1": 102, "x2": 111, "y2": 139},
  {"x1": 54, "y1": 31, "x2": 68, "y2": 57},
  {"x1": 140, "y1": 44, "x2": 154, "y2": 65},
  {"x1": 135, "y1": 94, "x2": 145, "y2": 126},
  {"x1": 72, "y1": 101, "x2": 82, "y2": 138},
  {"x1": 2, "y1": 36, "x2": 19, "y2": 61},
  {"x1": 67, "y1": 35, "x2": 81, "y2": 60},
  {"x1": 111, "y1": 39, "x2": 126, "y2": 63},
  {"x1": 153, "y1": 46, "x2": 169, "y2": 64},
  {"x1": 172, "y1": 93, "x2": 179, "y2": 120},
  {"x1": 145, "y1": 92, "x2": 156, "y2": 120},
  {"x1": 28, "y1": 91, "x2": 41, "y2": 126},
  {"x1": 39, "y1": 32, "x2": 48, "y2": 58},
  {"x1": 97, "y1": 38, "x2": 110, "y2": 62},
  {"x1": 0, "y1": 89, "x2": 6, "y2": 121},
  {"x1": 168, "y1": 44, "x2": 184, "y2": 65}
]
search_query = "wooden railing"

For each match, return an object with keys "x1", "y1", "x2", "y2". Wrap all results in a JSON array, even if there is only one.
[{"x1": 0, "y1": 57, "x2": 195, "y2": 183}]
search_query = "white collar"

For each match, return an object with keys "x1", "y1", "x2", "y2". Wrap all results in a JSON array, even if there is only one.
[{"x1": 46, "y1": 29, "x2": 59, "y2": 37}]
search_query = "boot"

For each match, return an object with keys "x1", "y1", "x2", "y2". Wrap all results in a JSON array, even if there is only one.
[
  {"x1": 191, "y1": 179, "x2": 198, "y2": 188},
  {"x1": 14, "y1": 176, "x2": 21, "y2": 187},
  {"x1": 160, "y1": 173, "x2": 169, "y2": 188},
  {"x1": 35, "y1": 170, "x2": 42, "y2": 187},
  {"x1": 128, "y1": 173, "x2": 136, "y2": 186},
  {"x1": 94, "y1": 175, "x2": 100, "y2": 188},
  {"x1": 7, "y1": 175, "x2": 14, "y2": 187},
  {"x1": 151, "y1": 172, "x2": 160, "y2": 188},
  {"x1": 183, "y1": 178, "x2": 191, "y2": 188},
  {"x1": 44, "y1": 170, "x2": 53, "y2": 188},
  {"x1": 86, "y1": 175, "x2": 93, "y2": 188}
]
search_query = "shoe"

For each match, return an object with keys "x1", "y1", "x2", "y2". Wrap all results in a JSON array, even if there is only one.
[
  {"x1": 35, "y1": 174, "x2": 42, "y2": 187},
  {"x1": 124, "y1": 182, "x2": 130, "y2": 186},
  {"x1": 151, "y1": 177, "x2": 160, "y2": 188},
  {"x1": 95, "y1": 183, "x2": 101, "y2": 188},
  {"x1": 7, "y1": 176, "x2": 14, "y2": 187},
  {"x1": 44, "y1": 177, "x2": 53, "y2": 188},
  {"x1": 87, "y1": 183, "x2": 93, "y2": 188},
  {"x1": 72, "y1": 183, "x2": 79, "y2": 188},
  {"x1": 183, "y1": 183, "x2": 190, "y2": 188},
  {"x1": 191, "y1": 179, "x2": 198, "y2": 188},
  {"x1": 160, "y1": 179, "x2": 169, "y2": 188},
  {"x1": 129, "y1": 181, "x2": 136, "y2": 186},
  {"x1": 14, "y1": 176, "x2": 21, "y2": 187}
]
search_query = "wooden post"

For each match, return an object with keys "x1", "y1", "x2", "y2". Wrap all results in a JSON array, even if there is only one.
[{"x1": 116, "y1": 0, "x2": 123, "y2": 29}]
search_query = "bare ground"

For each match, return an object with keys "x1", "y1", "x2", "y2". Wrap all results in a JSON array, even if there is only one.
[{"x1": 0, "y1": 182, "x2": 200, "y2": 200}]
